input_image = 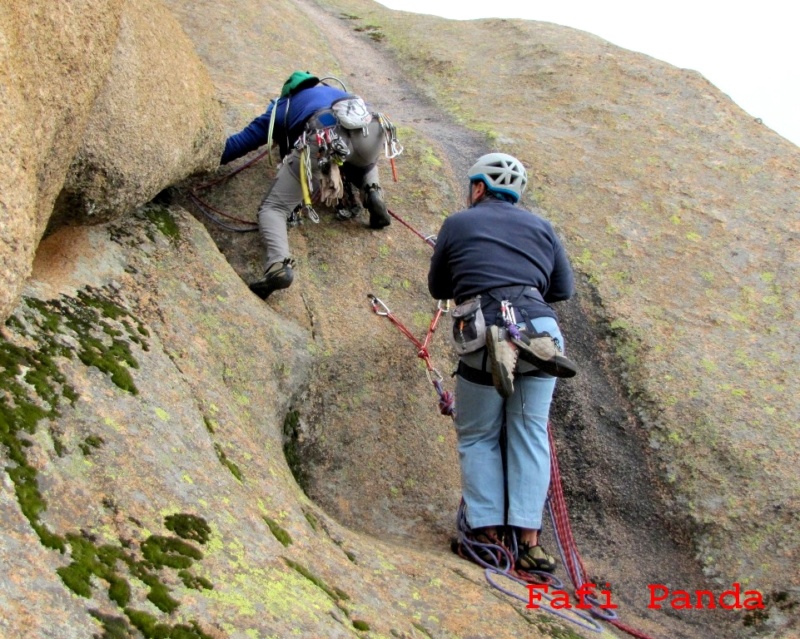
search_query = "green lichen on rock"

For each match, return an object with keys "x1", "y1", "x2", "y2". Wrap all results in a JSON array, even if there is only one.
[
  {"x1": 178, "y1": 569, "x2": 214, "y2": 591},
  {"x1": 57, "y1": 533, "x2": 122, "y2": 599},
  {"x1": 303, "y1": 509, "x2": 319, "y2": 532},
  {"x1": 89, "y1": 609, "x2": 135, "y2": 638},
  {"x1": 56, "y1": 531, "x2": 191, "y2": 614},
  {"x1": 124, "y1": 608, "x2": 213, "y2": 639},
  {"x1": 263, "y1": 516, "x2": 293, "y2": 547},
  {"x1": 79, "y1": 434, "x2": 105, "y2": 455},
  {"x1": 141, "y1": 534, "x2": 203, "y2": 569},
  {"x1": 282, "y1": 409, "x2": 309, "y2": 490}
]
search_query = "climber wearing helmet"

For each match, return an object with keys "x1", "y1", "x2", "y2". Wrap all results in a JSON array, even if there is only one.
[
  {"x1": 427, "y1": 152, "x2": 577, "y2": 573},
  {"x1": 220, "y1": 71, "x2": 392, "y2": 299}
]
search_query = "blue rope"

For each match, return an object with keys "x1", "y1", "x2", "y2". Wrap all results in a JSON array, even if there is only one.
[
  {"x1": 433, "y1": 380, "x2": 455, "y2": 417},
  {"x1": 484, "y1": 569, "x2": 604, "y2": 633},
  {"x1": 455, "y1": 502, "x2": 603, "y2": 633}
]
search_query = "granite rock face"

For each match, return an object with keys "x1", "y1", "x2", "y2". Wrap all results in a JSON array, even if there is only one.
[
  {"x1": 51, "y1": 0, "x2": 223, "y2": 227},
  {"x1": 319, "y1": 0, "x2": 800, "y2": 601},
  {"x1": 1, "y1": 208, "x2": 571, "y2": 639},
  {"x1": 0, "y1": 0, "x2": 221, "y2": 323},
  {"x1": 0, "y1": 0, "x2": 123, "y2": 325},
  {"x1": 2, "y1": 0, "x2": 799, "y2": 636}
]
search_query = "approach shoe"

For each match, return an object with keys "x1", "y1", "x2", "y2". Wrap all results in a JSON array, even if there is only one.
[
  {"x1": 249, "y1": 258, "x2": 295, "y2": 300},
  {"x1": 516, "y1": 542, "x2": 557, "y2": 574},
  {"x1": 364, "y1": 184, "x2": 391, "y2": 229},
  {"x1": 486, "y1": 325, "x2": 517, "y2": 399},
  {"x1": 512, "y1": 330, "x2": 578, "y2": 379}
]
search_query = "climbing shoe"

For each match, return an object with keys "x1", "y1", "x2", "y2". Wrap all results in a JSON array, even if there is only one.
[
  {"x1": 486, "y1": 325, "x2": 517, "y2": 399},
  {"x1": 249, "y1": 258, "x2": 295, "y2": 299},
  {"x1": 364, "y1": 184, "x2": 390, "y2": 229},
  {"x1": 511, "y1": 330, "x2": 578, "y2": 379},
  {"x1": 516, "y1": 542, "x2": 557, "y2": 574}
]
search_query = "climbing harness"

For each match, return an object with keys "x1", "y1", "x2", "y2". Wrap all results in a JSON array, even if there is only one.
[
  {"x1": 367, "y1": 294, "x2": 454, "y2": 418},
  {"x1": 369, "y1": 205, "x2": 659, "y2": 639}
]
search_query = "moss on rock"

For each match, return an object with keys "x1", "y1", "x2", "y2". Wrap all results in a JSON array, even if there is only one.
[
  {"x1": 0, "y1": 289, "x2": 149, "y2": 551},
  {"x1": 165, "y1": 513, "x2": 211, "y2": 545}
]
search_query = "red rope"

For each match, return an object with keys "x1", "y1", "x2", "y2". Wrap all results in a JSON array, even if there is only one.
[
  {"x1": 608, "y1": 619, "x2": 660, "y2": 639},
  {"x1": 368, "y1": 294, "x2": 454, "y2": 418},
  {"x1": 548, "y1": 425, "x2": 659, "y2": 639},
  {"x1": 193, "y1": 148, "x2": 272, "y2": 191},
  {"x1": 387, "y1": 208, "x2": 437, "y2": 247},
  {"x1": 187, "y1": 150, "x2": 273, "y2": 227},
  {"x1": 187, "y1": 191, "x2": 258, "y2": 226}
]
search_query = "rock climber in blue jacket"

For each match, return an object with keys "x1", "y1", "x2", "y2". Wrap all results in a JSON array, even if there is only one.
[{"x1": 221, "y1": 71, "x2": 391, "y2": 299}]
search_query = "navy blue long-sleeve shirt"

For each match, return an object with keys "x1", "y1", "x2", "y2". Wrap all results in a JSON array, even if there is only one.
[
  {"x1": 221, "y1": 85, "x2": 350, "y2": 164},
  {"x1": 428, "y1": 198, "x2": 574, "y2": 323}
]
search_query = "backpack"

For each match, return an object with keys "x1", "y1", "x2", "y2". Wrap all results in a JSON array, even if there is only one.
[{"x1": 331, "y1": 95, "x2": 373, "y2": 130}]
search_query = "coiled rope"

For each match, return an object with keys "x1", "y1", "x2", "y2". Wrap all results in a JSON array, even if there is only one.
[
  {"x1": 453, "y1": 501, "x2": 604, "y2": 633},
  {"x1": 548, "y1": 427, "x2": 658, "y2": 639}
]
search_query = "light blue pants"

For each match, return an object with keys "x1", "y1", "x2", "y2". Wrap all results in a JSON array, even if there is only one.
[{"x1": 454, "y1": 316, "x2": 561, "y2": 531}]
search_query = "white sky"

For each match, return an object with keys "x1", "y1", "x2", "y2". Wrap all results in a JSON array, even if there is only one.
[{"x1": 376, "y1": 0, "x2": 800, "y2": 148}]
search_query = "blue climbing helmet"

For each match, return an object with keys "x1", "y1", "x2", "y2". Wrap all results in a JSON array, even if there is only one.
[
  {"x1": 280, "y1": 70, "x2": 320, "y2": 97},
  {"x1": 467, "y1": 153, "x2": 528, "y2": 203}
]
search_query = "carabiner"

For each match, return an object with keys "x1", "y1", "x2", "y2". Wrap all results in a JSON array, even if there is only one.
[
  {"x1": 425, "y1": 367, "x2": 444, "y2": 384},
  {"x1": 367, "y1": 293, "x2": 390, "y2": 317}
]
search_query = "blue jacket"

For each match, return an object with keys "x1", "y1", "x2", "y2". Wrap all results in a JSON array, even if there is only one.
[
  {"x1": 428, "y1": 197, "x2": 574, "y2": 324},
  {"x1": 221, "y1": 85, "x2": 350, "y2": 164}
]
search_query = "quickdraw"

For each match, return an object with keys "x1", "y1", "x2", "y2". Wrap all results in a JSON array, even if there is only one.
[
  {"x1": 298, "y1": 145, "x2": 319, "y2": 224},
  {"x1": 367, "y1": 294, "x2": 454, "y2": 418},
  {"x1": 377, "y1": 113, "x2": 403, "y2": 182}
]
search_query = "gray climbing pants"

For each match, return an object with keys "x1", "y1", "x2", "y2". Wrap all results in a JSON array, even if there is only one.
[{"x1": 256, "y1": 118, "x2": 384, "y2": 269}]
